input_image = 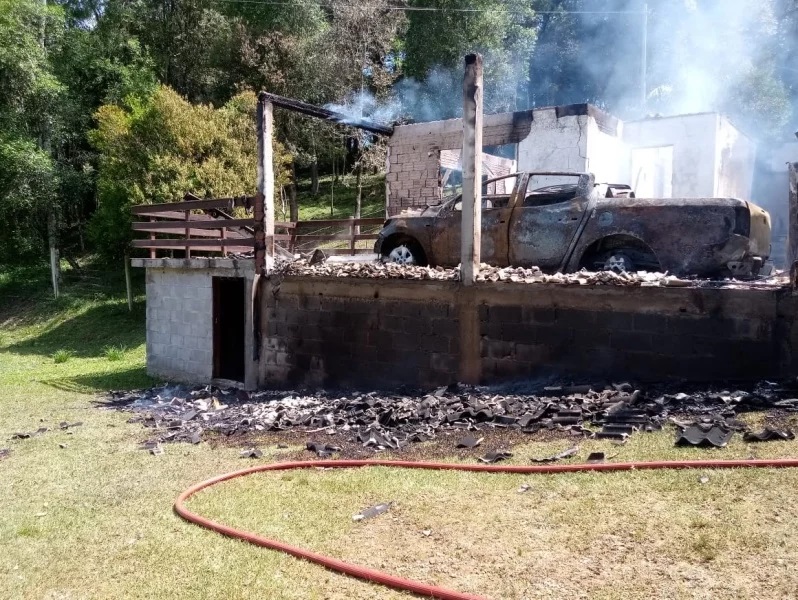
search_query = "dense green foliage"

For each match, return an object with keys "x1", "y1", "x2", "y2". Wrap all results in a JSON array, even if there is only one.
[
  {"x1": 1, "y1": 0, "x2": 797, "y2": 266},
  {"x1": 88, "y1": 87, "x2": 259, "y2": 258}
]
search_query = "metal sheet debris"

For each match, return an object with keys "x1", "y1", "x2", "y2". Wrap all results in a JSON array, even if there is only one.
[
  {"x1": 306, "y1": 442, "x2": 341, "y2": 457},
  {"x1": 353, "y1": 503, "x2": 392, "y2": 522},
  {"x1": 675, "y1": 424, "x2": 733, "y2": 448},
  {"x1": 479, "y1": 450, "x2": 513, "y2": 464},
  {"x1": 586, "y1": 451, "x2": 616, "y2": 463},
  {"x1": 742, "y1": 428, "x2": 795, "y2": 442},
  {"x1": 106, "y1": 380, "x2": 798, "y2": 453},
  {"x1": 531, "y1": 446, "x2": 579, "y2": 463},
  {"x1": 456, "y1": 434, "x2": 483, "y2": 449}
]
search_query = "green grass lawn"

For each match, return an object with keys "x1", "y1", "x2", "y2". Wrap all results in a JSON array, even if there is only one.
[
  {"x1": 293, "y1": 173, "x2": 385, "y2": 221},
  {"x1": 3, "y1": 261, "x2": 798, "y2": 599}
]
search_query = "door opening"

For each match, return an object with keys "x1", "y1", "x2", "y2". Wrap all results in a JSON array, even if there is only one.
[{"x1": 213, "y1": 277, "x2": 246, "y2": 382}]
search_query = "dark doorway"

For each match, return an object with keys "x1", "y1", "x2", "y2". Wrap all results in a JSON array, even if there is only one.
[{"x1": 213, "y1": 277, "x2": 246, "y2": 382}]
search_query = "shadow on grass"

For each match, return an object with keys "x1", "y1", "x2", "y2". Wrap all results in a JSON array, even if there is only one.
[
  {"x1": 0, "y1": 261, "x2": 146, "y2": 327},
  {"x1": 40, "y1": 365, "x2": 156, "y2": 394},
  {"x1": 5, "y1": 300, "x2": 146, "y2": 359}
]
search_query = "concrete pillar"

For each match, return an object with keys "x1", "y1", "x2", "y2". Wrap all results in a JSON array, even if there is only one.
[
  {"x1": 255, "y1": 94, "x2": 275, "y2": 275},
  {"x1": 790, "y1": 162, "x2": 798, "y2": 288},
  {"x1": 460, "y1": 53, "x2": 483, "y2": 286}
]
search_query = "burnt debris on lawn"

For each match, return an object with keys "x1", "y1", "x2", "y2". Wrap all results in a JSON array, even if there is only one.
[{"x1": 103, "y1": 380, "x2": 798, "y2": 454}]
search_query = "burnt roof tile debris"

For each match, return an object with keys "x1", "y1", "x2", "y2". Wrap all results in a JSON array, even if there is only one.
[
  {"x1": 353, "y1": 503, "x2": 392, "y2": 522},
  {"x1": 105, "y1": 380, "x2": 798, "y2": 452},
  {"x1": 306, "y1": 442, "x2": 341, "y2": 457},
  {"x1": 255, "y1": 258, "x2": 787, "y2": 289},
  {"x1": 675, "y1": 424, "x2": 734, "y2": 448},
  {"x1": 456, "y1": 434, "x2": 483, "y2": 449},
  {"x1": 239, "y1": 447, "x2": 263, "y2": 458},
  {"x1": 479, "y1": 450, "x2": 513, "y2": 464},
  {"x1": 742, "y1": 428, "x2": 795, "y2": 442},
  {"x1": 531, "y1": 446, "x2": 579, "y2": 463}
]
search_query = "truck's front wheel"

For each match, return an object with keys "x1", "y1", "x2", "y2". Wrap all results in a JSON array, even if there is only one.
[
  {"x1": 602, "y1": 251, "x2": 635, "y2": 273},
  {"x1": 381, "y1": 236, "x2": 427, "y2": 266}
]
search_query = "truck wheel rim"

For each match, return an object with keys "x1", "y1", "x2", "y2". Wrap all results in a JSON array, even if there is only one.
[
  {"x1": 605, "y1": 254, "x2": 630, "y2": 272},
  {"x1": 388, "y1": 245, "x2": 416, "y2": 265}
]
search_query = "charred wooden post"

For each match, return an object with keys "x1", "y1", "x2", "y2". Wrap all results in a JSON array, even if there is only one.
[
  {"x1": 255, "y1": 94, "x2": 276, "y2": 275},
  {"x1": 790, "y1": 162, "x2": 798, "y2": 288},
  {"x1": 259, "y1": 92, "x2": 393, "y2": 136},
  {"x1": 460, "y1": 53, "x2": 483, "y2": 285},
  {"x1": 458, "y1": 53, "x2": 484, "y2": 386}
]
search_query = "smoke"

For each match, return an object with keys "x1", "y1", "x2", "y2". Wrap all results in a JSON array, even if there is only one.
[
  {"x1": 328, "y1": 0, "x2": 794, "y2": 138},
  {"x1": 324, "y1": 66, "x2": 463, "y2": 126},
  {"x1": 558, "y1": 0, "x2": 791, "y2": 136}
]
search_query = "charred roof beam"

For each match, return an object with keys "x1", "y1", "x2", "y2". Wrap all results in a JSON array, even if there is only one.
[{"x1": 258, "y1": 91, "x2": 394, "y2": 136}]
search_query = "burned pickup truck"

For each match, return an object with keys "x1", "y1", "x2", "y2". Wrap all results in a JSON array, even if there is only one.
[{"x1": 375, "y1": 172, "x2": 772, "y2": 277}]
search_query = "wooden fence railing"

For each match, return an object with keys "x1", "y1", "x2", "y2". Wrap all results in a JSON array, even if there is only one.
[
  {"x1": 290, "y1": 217, "x2": 384, "y2": 256},
  {"x1": 131, "y1": 194, "x2": 383, "y2": 258}
]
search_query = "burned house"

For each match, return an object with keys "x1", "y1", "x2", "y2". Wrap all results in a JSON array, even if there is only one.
[
  {"x1": 131, "y1": 86, "x2": 798, "y2": 392},
  {"x1": 386, "y1": 104, "x2": 757, "y2": 217}
]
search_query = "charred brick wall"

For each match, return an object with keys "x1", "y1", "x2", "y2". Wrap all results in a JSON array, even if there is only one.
[
  {"x1": 261, "y1": 278, "x2": 459, "y2": 389},
  {"x1": 386, "y1": 110, "x2": 535, "y2": 216},
  {"x1": 259, "y1": 277, "x2": 796, "y2": 389},
  {"x1": 478, "y1": 293, "x2": 784, "y2": 382}
]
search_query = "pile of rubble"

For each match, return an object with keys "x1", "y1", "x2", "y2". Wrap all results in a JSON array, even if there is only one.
[
  {"x1": 276, "y1": 259, "x2": 459, "y2": 281},
  {"x1": 109, "y1": 380, "x2": 798, "y2": 452},
  {"x1": 274, "y1": 258, "x2": 692, "y2": 287},
  {"x1": 473, "y1": 265, "x2": 685, "y2": 286}
]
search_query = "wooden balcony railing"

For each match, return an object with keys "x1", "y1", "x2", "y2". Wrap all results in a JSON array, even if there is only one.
[{"x1": 131, "y1": 194, "x2": 384, "y2": 259}]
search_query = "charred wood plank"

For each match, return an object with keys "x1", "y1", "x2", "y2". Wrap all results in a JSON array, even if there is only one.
[{"x1": 259, "y1": 91, "x2": 394, "y2": 136}]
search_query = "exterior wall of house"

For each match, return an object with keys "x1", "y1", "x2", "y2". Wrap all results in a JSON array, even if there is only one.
[
  {"x1": 516, "y1": 110, "x2": 588, "y2": 173},
  {"x1": 715, "y1": 115, "x2": 756, "y2": 199},
  {"x1": 133, "y1": 258, "x2": 257, "y2": 388},
  {"x1": 386, "y1": 110, "x2": 534, "y2": 214},
  {"x1": 622, "y1": 113, "x2": 720, "y2": 198},
  {"x1": 387, "y1": 106, "x2": 753, "y2": 213},
  {"x1": 259, "y1": 276, "x2": 796, "y2": 390}
]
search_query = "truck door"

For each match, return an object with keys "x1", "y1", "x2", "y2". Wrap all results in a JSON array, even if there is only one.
[
  {"x1": 442, "y1": 173, "x2": 519, "y2": 267},
  {"x1": 508, "y1": 174, "x2": 592, "y2": 270}
]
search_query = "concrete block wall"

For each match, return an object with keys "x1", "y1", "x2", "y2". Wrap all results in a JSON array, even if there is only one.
[
  {"x1": 478, "y1": 288, "x2": 783, "y2": 382},
  {"x1": 386, "y1": 110, "x2": 534, "y2": 215},
  {"x1": 145, "y1": 268, "x2": 214, "y2": 382},
  {"x1": 135, "y1": 258, "x2": 256, "y2": 386},
  {"x1": 260, "y1": 277, "x2": 796, "y2": 389},
  {"x1": 261, "y1": 290, "x2": 457, "y2": 389}
]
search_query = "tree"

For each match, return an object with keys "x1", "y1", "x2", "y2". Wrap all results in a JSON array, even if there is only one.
[
  {"x1": 404, "y1": 0, "x2": 536, "y2": 116},
  {"x1": 0, "y1": 0, "x2": 64, "y2": 265},
  {"x1": 88, "y1": 87, "x2": 279, "y2": 259}
]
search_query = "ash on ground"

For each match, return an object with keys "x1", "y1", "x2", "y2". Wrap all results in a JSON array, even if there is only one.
[{"x1": 106, "y1": 380, "x2": 798, "y2": 452}]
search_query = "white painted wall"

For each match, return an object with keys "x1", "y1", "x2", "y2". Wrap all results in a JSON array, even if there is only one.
[
  {"x1": 584, "y1": 117, "x2": 628, "y2": 184},
  {"x1": 388, "y1": 106, "x2": 759, "y2": 210},
  {"x1": 623, "y1": 113, "x2": 719, "y2": 197},
  {"x1": 517, "y1": 109, "x2": 588, "y2": 173},
  {"x1": 715, "y1": 115, "x2": 756, "y2": 199}
]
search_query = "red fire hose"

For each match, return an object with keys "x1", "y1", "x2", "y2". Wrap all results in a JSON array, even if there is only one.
[{"x1": 175, "y1": 458, "x2": 798, "y2": 600}]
